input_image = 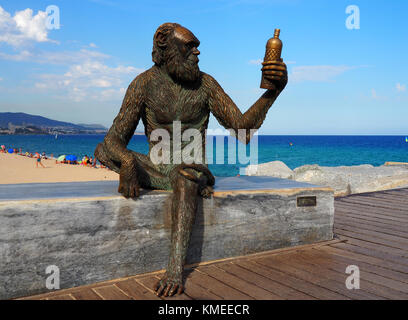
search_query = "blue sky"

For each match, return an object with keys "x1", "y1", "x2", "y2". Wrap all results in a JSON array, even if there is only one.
[{"x1": 0, "y1": 0, "x2": 407, "y2": 134}]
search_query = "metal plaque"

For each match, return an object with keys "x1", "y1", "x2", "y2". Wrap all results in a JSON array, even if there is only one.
[{"x1": 297, "y1": 196, "x2": 317, "y2": 207}]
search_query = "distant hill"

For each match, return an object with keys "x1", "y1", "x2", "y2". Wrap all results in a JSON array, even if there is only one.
[
  {"x1": 0, "y1": 112, "x2": 107, "y2": 134},
  {"x1": 0, "y1": 112, "x2": 86, "y2": 129},
  {"x1": 77, "y1": 123, "x2": 108, "y2": 130}
]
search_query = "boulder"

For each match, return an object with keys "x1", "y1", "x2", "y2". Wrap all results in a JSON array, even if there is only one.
[
  {"x1": 294, "y1": 164, "x2": 408, "y2": 196},
  {"x1": 246, "y1": 160, "x2": 294, "y2": 179},
  {"x1": 245, "y1": 161, "x2": 408, "y2": 196}
]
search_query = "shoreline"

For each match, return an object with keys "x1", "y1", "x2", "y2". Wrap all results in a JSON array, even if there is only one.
[{"x1": 0, "y1": 152, "x2": 118, "y2": 185}]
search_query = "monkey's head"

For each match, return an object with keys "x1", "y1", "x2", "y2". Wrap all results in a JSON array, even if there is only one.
[{"x1": 152, "y1": 23, "x2": 201, "y2": 84}]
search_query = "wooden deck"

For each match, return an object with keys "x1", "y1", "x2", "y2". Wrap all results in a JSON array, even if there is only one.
[{"x1": 19, "y1": 188, "x2": 408, "y2": 300}]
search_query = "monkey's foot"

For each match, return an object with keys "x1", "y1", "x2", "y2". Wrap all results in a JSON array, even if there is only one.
[{"x1": 154, "y1": 274, "x2": 184, "y2": 297}]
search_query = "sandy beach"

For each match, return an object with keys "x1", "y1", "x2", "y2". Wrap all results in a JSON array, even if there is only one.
[{"x1": 0, "y1": 152, "x2": 118, "y2": 184}]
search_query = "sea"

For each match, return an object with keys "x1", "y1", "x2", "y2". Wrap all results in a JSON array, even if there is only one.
[{"x1": 1, "y1": 135, "x2": 407, "y2": 177}]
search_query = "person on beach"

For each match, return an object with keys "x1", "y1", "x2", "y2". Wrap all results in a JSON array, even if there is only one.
[{"x1": 35, "y1": 153, "x2": 45, "y2": 168}]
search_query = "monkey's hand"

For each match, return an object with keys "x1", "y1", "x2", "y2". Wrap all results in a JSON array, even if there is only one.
[
  {"x1": 262, "y1": 60, "x2": 288, "y2": 92},
  {"x1": 118, "y1": 157, "x2": 140, "y2": 198}
]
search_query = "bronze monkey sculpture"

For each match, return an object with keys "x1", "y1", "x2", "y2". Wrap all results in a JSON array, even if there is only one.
[{"x1": 95, "y1": 23, "x2": 287, "y2": 297}]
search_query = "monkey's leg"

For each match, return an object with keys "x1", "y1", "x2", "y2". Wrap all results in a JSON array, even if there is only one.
[{"x1": 154, "y1": 171, "x2": 199, "y2": 297}]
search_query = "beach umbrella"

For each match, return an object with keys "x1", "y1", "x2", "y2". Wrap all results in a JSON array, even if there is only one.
[
  {"x1": 57, "y1": 155, "x2": 66, "y2": 161},
  {"x1": 66, "y1": 154, "x2": 77, "y2": 162},
  {"x1": 8, "y1": 149, "x2": 14, "y2": 153}
]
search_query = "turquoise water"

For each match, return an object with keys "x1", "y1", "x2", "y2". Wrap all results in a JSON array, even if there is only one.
[{"x1": 1, "y1": 135, "x2": 407, "y2": 176}]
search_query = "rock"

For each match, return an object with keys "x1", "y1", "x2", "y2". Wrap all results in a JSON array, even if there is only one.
[
  {"x1": 246, "y1": 160, "x2": 294, "y2": 179},
  {"x1": 246, "y1": 161, "x2": 408, "y2": 196},
  {"x1": 294, "y1": 164, "x2": 408, "y2": 196},
  {"x1": 384, "y1": 161, "x2": 408, "y2": 167}
]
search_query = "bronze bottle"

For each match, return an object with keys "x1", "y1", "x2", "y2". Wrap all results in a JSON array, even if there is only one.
[{"x1": 260, "y1": 28, "x2": 283, "y2": 89}]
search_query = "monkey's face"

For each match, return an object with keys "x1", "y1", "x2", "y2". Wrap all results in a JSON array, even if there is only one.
[{"x1": 165, "y1": 27, "x2": 201, "y2": 84}]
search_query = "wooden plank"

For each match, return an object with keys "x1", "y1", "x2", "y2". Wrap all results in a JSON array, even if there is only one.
[
  {"x1": 335, "y1": 197, "x2": 408, "y2": 213},
  {"x1": 335, "y1": 208, "x2": 406, "y2": 228},
  {"x1": 115, "y1": 278, "x2": 161, "y2": 300},
  {"x1": 348, "y1": 193, "x2": 408, "y2": 205},
  {"x1": 334, "y1": 228, "x2": 406, "y2": 252},
  {"x1": 342, "y1": 196, "x2": 408, "y2": 212},
  {"x1": 334, "y1": 206, "x2": 406, "y2": 223},
  {"x1": 301, "y1": 250, "x2": 408, "y2": 299},
  {"x1": 265, "y1": 253, "x2": 384, "y2": 300},
  {"x1": 298, "y1": 249, "x2": 408, "y2": 284},
  {"x1": 335, "y1": 201, "x2": 408, "y2": 220},
  {"x1": 334, "y1": 207, "x2": 408, "y2": 226},
  {"x1": 329, "y1": 242, "x2": 408, "y2": 267},
  {"x1": 334, "y1": 229, "x2": 408, "y2": 253},
  {"x1": 334, "y1": 225, "x2": 408, "y2": 248},
  {"x1": 70, "y1": 288, "x2": 102, "y2": 300},
  {"x1": 47, "y1": 294, "x2": 75, "y2": 300},
  {"x1": 239, "y1": 259, "x2": 348, "y2": 300},
  {"x1": 92, "y1": 285, "x2": 132, "y2": 300},
  {"x1": 335, "y1": 229, "x2": 408, "y2": 255},
  {"x1": 183, "y1": 277, "x2": 224, "y2": 300},
  {"x1": 335, "y1": 202, "x2": 408, "y2": 221},
  {"x1": 338, "y1": 236, "x2": 408, "y2": 259},
  {"x1": 135, "y1": 276, "x2": 164, "y2": 300},
  {"x1": 317, "y1": 245, "x2": 408, "y2": 274},
  {"x1": 295, "y1": 250, "x2": 408, "y2": 294},
  {"x1": 334, "y1": 228, "x2": 406, "y2": 251},
  {"x1": 299, "y1": 250, "x2": 406, "y2": 300},
  {"x1": 218, "y1": 261, "x2": 315, "y2": 300},
  {"x1": 340, "y1": 193, "x2": 408, "y2": 206},
  {"x1": 367, "y1": 193, "x2": 408, "y2": 204},
  {"x1": 335, "y1": 220, "x2": 408, "y2": 240},
  {"x1": 291, "y1": 251, "x2": 391, "y2": 299},
  {"x1": 383, "y1": 189, "x2": 408, "y2": 197},
  {"x1": 197, "y1": 264, "x2": 282, "y2": 300},
  {"x1": 185, "y1": 269, "x2": 254, "y2": 300},
  {"x1": 334, "y1": 213, "x2": 408, "y2": 234}
]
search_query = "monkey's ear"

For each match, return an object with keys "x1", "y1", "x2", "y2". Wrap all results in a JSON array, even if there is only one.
[{"x1": 155, "y1": 32, "x2": 167, "y2": 49}]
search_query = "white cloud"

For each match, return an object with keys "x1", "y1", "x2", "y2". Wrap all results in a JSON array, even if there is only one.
[
  {"x1": 396, "y1": 83, "x2": 406, "y2": 92},
  {"x1": 290, "y1": 65, "x2": 354, "y2": 83},
  {"x1": 35, "y1": 61, "x2": 144, "y2": 102},
  {"x1": 0, "y1": 48, "x2": 110, "y2": 64},
  {"x1": 0, "y1": 6, "x2": 54, "y2": 46},
  {"x1": 89, "y1": 42, "x2": 98, "y2": 48},
  {"x1": 0, "y1": 77, "x2": 3, "y2": 81},
  {"x1": 249, "y1": 59, "x2": 263, "y2": 65},
  {"x1": 370, "y1": 88, "x2": 387, "y2": 101}
]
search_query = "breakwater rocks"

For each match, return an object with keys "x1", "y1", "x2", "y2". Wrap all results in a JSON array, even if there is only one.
[{"x1": 246, "y1": 161, "x2": 408, "y2": 196}]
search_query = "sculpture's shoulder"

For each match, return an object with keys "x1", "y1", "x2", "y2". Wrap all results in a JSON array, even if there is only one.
[
  {"x1": 200, "y1": 71, "x2": 221, "y2": 92},
  {"x1": 127, "y1": 67, "x2": 155, "y2": 92}
]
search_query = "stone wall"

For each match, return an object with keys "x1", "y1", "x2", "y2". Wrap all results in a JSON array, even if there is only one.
[{"x1": 0, "y1": 178, "x2": 334, "y2": 299}]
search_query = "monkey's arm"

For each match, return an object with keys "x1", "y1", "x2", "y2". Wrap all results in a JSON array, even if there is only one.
[
  {"x1": 103, "y1": 76, "x2": 145, "y2": 165},
  {"x1": 99, "y1": 75, "x2": 146, "y2": 198},
  {"x1": 205, "y1": 74, "x2": 284, "y2": 144}
]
